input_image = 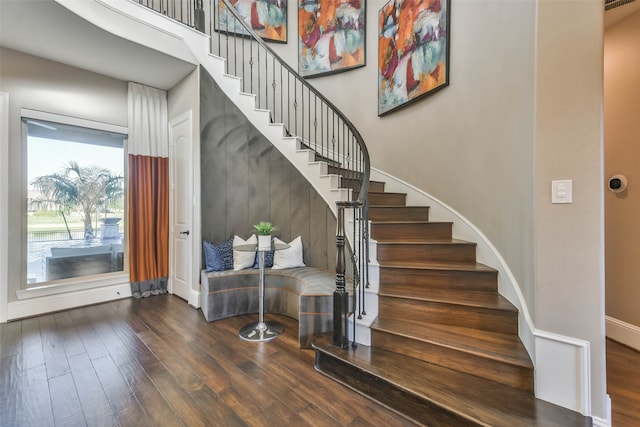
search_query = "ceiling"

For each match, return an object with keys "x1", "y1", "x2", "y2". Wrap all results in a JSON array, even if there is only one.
[
  {"x1": 1, "y1": 0, "x2": 638, "y2": 90},
  {"x1": 0, "y1": 0, "x2": 197, "y2": 90}
]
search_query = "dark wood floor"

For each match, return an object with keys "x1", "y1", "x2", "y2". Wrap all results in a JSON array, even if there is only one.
[
  {"x1": 1, "y1": 296, "x2": 638, "y2": 426},
  {"x1": 607, "y1": 338, "x2": 640, "y2": 427},
  {"x1": 0, "y1": 294, "x2": 417, "y2": 427}
]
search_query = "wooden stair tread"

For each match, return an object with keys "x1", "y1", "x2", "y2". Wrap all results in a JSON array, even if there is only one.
[
  {"x1": 312, "y1": 334, "x2": 591, "y2": 427},
  {"x1": 371, "y1": 317, "x2": 532, "y2": 368},
  {"x1": 356, "y1": 191, "x2": 405, "y2": 196},
  {"x1": 379, "y1": 260, "x2": 497, "y2": 273},
  {"x1": 378, "y1": 289, "x2": 518, "y2": 312},
  {"x1": 369, "y1": 205, "x2": 425, "y2": 208},
  {"x1": 370, "y1": 220, "x2": 451, "y2": 225}
]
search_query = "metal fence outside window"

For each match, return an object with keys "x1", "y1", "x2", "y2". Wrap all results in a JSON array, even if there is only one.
[{"x1": 28, "y1": 228, "x2": 87, "y2": 242}]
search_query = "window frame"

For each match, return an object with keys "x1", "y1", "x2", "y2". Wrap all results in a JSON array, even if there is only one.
[{"x1": 18, "y1": 109, "x2": 130, "y2": 299}]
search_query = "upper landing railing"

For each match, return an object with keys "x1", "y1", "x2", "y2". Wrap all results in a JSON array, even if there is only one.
[{"x1": 135, "y1": 0, "x2": 370, "y2": 348}]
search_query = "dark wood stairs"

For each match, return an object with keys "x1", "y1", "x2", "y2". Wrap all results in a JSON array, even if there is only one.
[{"x1": 312, "y1": 178, "x2": 592, "y2": 426}]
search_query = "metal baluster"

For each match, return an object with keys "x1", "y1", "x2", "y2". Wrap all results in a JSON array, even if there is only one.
[
  {"x1": 321, "y1": 103, "x2": 325, "y2": 159},
  {"x1": 257, "y1": 44, "x2": 261, "y2": 108},
  {"x1": 249, "y1": 38, "x2": 253, "y2": 94},
  {"x1": 272, "y1": 56, "x2": 276, "y2": 122},
  {"x1": 279, "y1": 63, "x2": 283, "y2": 124},
  {"x1": 313, "y1": 95, "x2": 317, "y2": 153}
]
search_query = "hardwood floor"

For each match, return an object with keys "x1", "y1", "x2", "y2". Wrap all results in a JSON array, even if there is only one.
[
  {"x1": 607, "y1": 338, "x2": 640, "y2": 427},
  {"x1": 0, "y1": 295, "x2": 417, "y2": 427},
  {"x1": 1, "y1": 297, "x2": 638, "y2": 426}
]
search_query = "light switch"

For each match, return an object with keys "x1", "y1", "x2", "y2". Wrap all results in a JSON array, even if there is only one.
[{"x1": 552, "y1": 180, "x2": 572, "y2": 204}]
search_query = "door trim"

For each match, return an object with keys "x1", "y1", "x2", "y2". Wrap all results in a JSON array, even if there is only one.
[{"x1": 168, "y1": 110, "x2": 199, "y2": 306}]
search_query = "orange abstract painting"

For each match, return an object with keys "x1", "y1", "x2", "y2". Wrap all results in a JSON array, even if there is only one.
[
  {"x1": 378, "y1": 0, "x2": 450, "y2": 115},
  {"x1": 299, "y1": 0, "x2": 366, "y2": 78},
  {"x1": 219, "y1": 0, "x2": 287, "y2": 43}
]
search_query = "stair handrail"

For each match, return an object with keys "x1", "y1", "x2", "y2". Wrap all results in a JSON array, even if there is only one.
[{"x1": 136, "y1": 0, "x2": 370, "y2": 347}]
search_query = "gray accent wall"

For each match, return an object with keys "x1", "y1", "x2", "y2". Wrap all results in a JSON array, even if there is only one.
[{"x1": 200, "y1": 67, "x2": 336, "y2": 271}]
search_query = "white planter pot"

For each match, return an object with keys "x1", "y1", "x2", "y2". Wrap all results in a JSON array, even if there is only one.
[{"x1": 258, "y1": 235, "x2": 271, "y2": 250}]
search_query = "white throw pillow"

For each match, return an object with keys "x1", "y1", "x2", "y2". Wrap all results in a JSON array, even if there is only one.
[
  {"x1": 271, "y1": 236, "x2": 305, "y2": 269},
  {"x1": 233, "y1": 234, "x2": 257, "y2": 271}
]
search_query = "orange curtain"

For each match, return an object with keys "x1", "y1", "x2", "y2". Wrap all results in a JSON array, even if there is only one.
[{"x1": 129, "y1": 154, "x2": 169, "y2": 298}]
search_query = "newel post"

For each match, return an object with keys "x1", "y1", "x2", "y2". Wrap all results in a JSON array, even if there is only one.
[{"x1": 334, "y1": 202, "x2": 349, "y2": 348}]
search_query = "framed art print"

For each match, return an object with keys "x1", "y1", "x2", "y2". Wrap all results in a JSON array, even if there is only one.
[
  {"x1": 218, "y1": 0, "x2": 288, "y2": 43},
  {"x1": 299, "y1": 0, "x2": 366, "y2": 78},
  {"x1": 378, "y1": 0, "x2": 450, "y2": 116}
]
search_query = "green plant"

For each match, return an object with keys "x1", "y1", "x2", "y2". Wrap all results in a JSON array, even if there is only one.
[{"x1": 252, "y1": 221, "x2": 278, "y2": 236}]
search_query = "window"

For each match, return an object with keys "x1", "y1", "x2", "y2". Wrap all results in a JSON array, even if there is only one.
[{"x1": 24, "y1": 117, "x2": 126, "y2": 286}]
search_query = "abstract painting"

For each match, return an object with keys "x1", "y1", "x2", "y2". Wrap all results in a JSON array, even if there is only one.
[
  {"x1": 298, "y1": 0, "x2": 366, "y2": 78},
  {"x1": 218, "y1": 0, "x2": 288, "y2": 43},
  {"x1": 378, "y1": 0, "x2": 450, "y2": 116}
]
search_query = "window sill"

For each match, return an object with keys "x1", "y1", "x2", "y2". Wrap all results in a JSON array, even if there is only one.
[{"x1": 16, "y1": 272, "x2": 130, "y2": 300}]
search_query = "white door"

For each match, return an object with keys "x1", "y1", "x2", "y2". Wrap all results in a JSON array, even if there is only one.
[{"x1": 169, "y1": 111, "x2": 193, "y2": 302}]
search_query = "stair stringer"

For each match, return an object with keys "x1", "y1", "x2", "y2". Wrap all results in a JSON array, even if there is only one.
[{"x1": 56, "y1": 0, "x2": 357, "y2": 219}]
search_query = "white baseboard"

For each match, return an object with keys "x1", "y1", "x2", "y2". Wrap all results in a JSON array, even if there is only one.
[
  {"x1": 189, "y1": 288, "x2": 201, "y2": 309},
  {"x1": 534, "y1": 330, "x2": 591, "y2": 415},
  {"x1": 606, "y1": 315, "x2": 640, "y2": 351},
  {"x1": 593, "y1": 416, "x2": 612, "y2": 427},
  {"x1": 7, "y1": 283, "x2": 132, "y2": 320},
  {"x1": 591, "y1": 395, "x2": 612, "y2": 427}
]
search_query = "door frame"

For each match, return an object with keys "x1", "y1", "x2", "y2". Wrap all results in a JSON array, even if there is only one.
[{"x1": 168, "y1": 110, "x2": 200, "y2": 307}]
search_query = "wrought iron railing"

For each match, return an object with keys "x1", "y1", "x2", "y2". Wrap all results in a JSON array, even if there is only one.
[{"x1": 137, "y1": 0, "x2": 370, "y2": 348}]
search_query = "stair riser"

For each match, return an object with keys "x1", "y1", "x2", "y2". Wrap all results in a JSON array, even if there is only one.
[
  {"x1": 314, "y1": 350, "x2": 477, "y2": 427},
  {"x1": 378, "y1": 297, "x2": 518, "y2": 334},
  {"x1": 376, "y1": 243, "x2": 477, "y2": 264},
  {"x1": 379, "y1": 268, "x2": 497, "y2": 292},
  {"x1": 358, "y1": 193, "x2": 406, "y2": 206},
  {"x1": 327, "y1": 165, "x2": 363, "y2": 180},
  {"x1": 369, "y1": 206, "x2": 430, "y2": 221},
  {"x1": 341, "y1": 178, "x2": 385, "y2": 193},
  {"x1": 364, "y1": 193, "x2": 407, "y2": 206},
  {"x1": 371, "y1": 330, "x2": 534, "y2": 392},
  {"x1": 371, "y1": 222, "x2": 452, "y2": 241}
]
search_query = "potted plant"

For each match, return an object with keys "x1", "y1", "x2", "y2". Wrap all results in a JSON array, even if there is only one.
[{"x1": 252, "y1": 221, "x2": 278, "y2": 250}]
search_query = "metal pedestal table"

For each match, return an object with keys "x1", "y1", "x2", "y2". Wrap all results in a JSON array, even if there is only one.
[{"x1": 234, "y1": 242, "x2": 289, "y2": 342}]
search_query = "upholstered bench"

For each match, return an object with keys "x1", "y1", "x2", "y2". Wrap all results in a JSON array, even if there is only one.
[{"x1": 201, "y1": 267, "x2": 345, "y2": 348}]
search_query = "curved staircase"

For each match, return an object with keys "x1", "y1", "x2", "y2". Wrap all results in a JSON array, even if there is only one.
[
  {"x1": 312, "y1": 181, "x2": 592, "y2": 426},
  {"x1": 52, "y1": 1, "x2": 593, "y2": 424}
]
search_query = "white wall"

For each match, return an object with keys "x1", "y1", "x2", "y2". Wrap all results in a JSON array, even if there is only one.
[
  {"x1": 535, "y1": 0, "x2": 606, "y2": 419},
  {"x1": 0, "y1": 47, "x2": 128, "y2": 303}
]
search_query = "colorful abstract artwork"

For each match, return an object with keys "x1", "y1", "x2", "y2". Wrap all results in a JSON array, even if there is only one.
[
  {"x1": 378, "y1": 0, "x2": 450, "y2": 116},
  {"x1": 298, "y1": 0, "x2": 366, "y2": 78},
  {"x1": 218, "y1": 0, "x2": 287, "y2": 43}
]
